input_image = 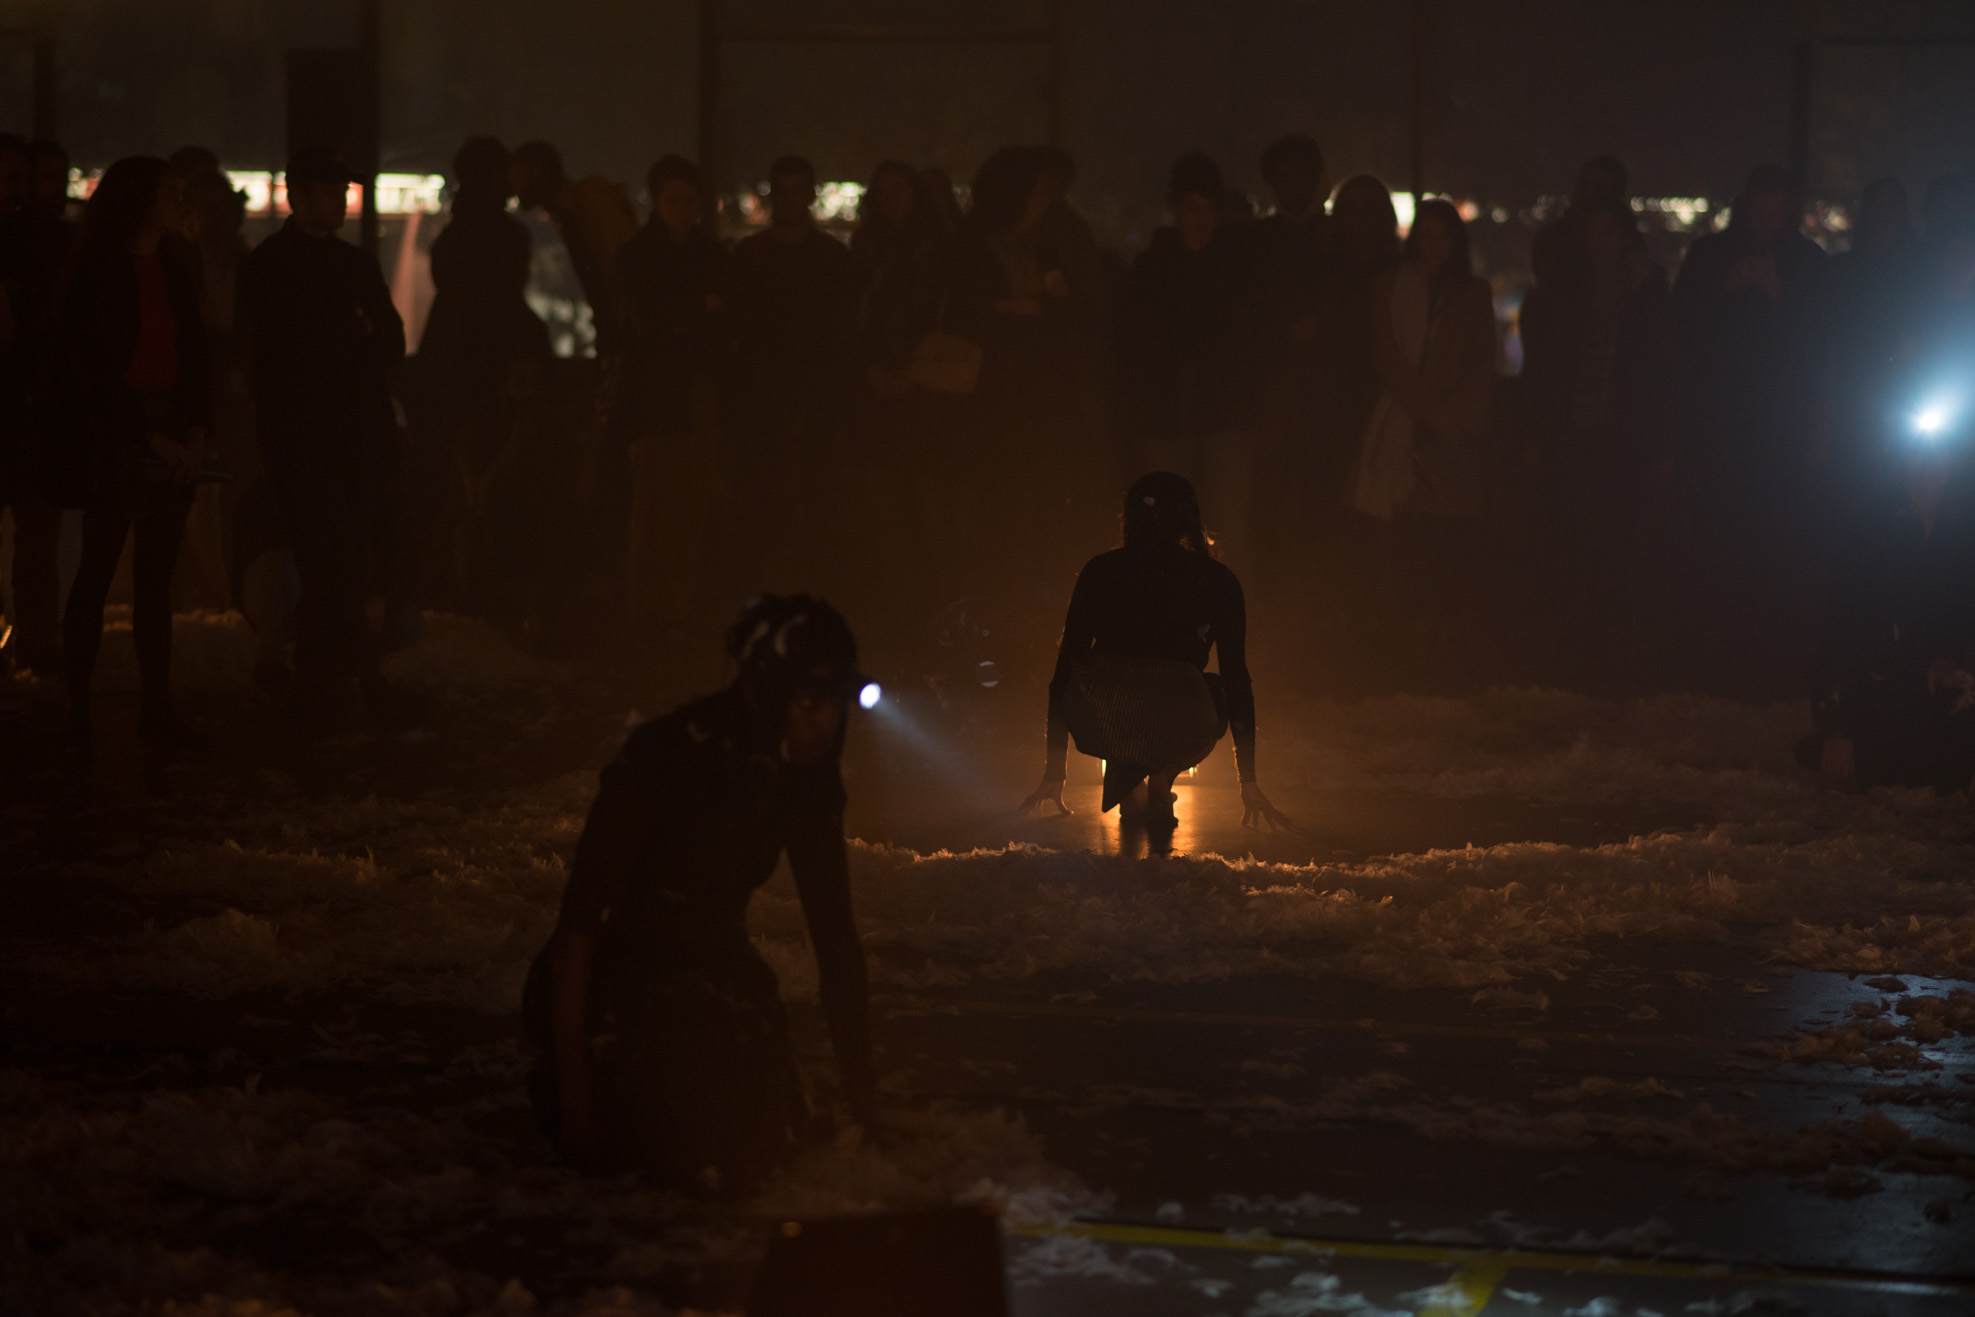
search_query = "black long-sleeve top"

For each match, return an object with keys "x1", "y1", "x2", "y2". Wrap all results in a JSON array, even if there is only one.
[
  {"x1": 1117, "y1": 228, "x2": 1253, "y2": 441},
  {"x1": 421, "y1": 204, "x2": 546, "y2": 375},
  {"x1": 1044, "y1": 544, "x2": 1258, "y2": 783},
  {"x1": 615, "y1": 223, "x2": 731, "y2": 439},
  {"x1": 63, "y1": 244, "x2": 212, "y2": 449},
  {"x1": 243, "y1": 220, "x2": 404, "y2": 460},
  {"x1": 552, "y1": 687, "x2": 873, "y2": 1103}
]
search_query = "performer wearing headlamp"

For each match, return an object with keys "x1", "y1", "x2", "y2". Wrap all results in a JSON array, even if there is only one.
[{"x1": 526, "y1": 594, "x2": 878, "y2": 1188}]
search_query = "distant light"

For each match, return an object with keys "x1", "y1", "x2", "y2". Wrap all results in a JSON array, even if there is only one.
[
  {"x1": 858, "y1": 682, "x2": 882, "y2": 710},
  {"x1": 1913, "y1": 398, "x2": 1956, "y2": 441},
  {"x1": 1390, "y1": 190, "x2": 1416, "y2": 235}
]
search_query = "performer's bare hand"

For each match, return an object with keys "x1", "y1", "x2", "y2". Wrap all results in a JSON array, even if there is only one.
[
  {"x1": 1018, "y1": 777, "x2": 1072, "y2": 816},
  {"x1": 1241, "y1": 782, "x2": 1294, "y2": 832}
]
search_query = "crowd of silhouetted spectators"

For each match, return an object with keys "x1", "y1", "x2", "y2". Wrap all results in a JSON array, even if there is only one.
[{"x1": 6, "y1": 126, "x2": 1975, "y2": 785}]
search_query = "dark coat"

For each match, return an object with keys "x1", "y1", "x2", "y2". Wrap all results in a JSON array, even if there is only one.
[
  {"x1": 421, "y1": 204, "x2": 547, "y2": 377},
  {"x1": 1118, "y1": 227, "x2": 1251, "y2": 441},
  {"x1": 615, "y1": 223, "x2": 730, "y2": 439},
  {"x1": 1, "y1": 212, "x2": 80, "y2": 497},
  {"x1": 243, "y1": 220, "x2": 404, "y2": 469}
]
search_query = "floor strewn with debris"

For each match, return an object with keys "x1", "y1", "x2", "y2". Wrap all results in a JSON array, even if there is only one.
[{"x1": 5, "y1": 612, "x2": 1972, "y2": 1315}]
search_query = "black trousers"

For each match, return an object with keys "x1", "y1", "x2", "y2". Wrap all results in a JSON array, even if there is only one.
[
  {"x1": 270, "y1": 455, "x2": 369, "y2": 691},
  {"x1": 64, "y1": 497, "x2": 191, "y2": 717}
]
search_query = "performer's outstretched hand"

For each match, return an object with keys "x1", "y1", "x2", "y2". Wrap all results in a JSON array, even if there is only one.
[
  {"x1": 1018, "y1": 776, "x2": 1073, "y2": 816},
  {"x1": 1241, "y1": 782, "x2": 1294, "y2": 832}
]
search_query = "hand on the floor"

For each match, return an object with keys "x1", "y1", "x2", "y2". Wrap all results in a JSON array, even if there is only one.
[
  {"x1": 1018, "y1": 777, "x2": 1073, "y2": 816},
  {"x1": 1241, "y1": 782, "x2": 1294, "y2": 832}
]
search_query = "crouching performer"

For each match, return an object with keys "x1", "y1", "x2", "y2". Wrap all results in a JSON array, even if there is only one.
[
  {"x1": 526, "y1": 595, "x2": 878, "y2": 1189},
  {"x1": 1021, "y1": 471, "x2": 1291, "y2": 830}
]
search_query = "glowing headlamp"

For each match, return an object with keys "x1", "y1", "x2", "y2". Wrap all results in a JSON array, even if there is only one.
[{"x1": 857, "y1": 681, "x2": 883, "y2": 710}]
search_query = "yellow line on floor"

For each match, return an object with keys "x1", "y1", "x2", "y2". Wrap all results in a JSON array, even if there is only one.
[
  {"x1": 1015, "y1": 1221, "x2": 1975, "y2": 1297},
  {"x1": 881, "y1": 993, "x2": 1747, "y2": 1048},
  {"x1": 1420, "y1": 1260, "x2": 1507, "y2": 1317}
]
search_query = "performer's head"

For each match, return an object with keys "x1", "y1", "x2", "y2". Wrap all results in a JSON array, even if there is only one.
[
  {"x1": 727, "y1": 595, "x2": 867, "y2": 764},
  {"x1": 1123, "y1": 471, "x2": 1211, "y2": 557}
]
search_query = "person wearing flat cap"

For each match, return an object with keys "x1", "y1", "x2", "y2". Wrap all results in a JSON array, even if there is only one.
[{"x1": 242, "y1": 147, "x2": 405, "y2": 727}]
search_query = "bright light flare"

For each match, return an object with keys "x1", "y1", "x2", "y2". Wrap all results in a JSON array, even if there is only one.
[
  {"x1": 1912, "y1": 398, "x2": 1956, "y2": 441},
  {"x1": 857, "y1": 682, "x2": 883, "y2": 710}
]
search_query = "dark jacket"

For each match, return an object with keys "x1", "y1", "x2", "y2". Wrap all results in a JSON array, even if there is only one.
[
  {"x1": 63, "y1": 243, "x2": 211, "y2": 467},
  {"x1": 1243, "y1": 212, "x2": 1328, "y2": 340},
  {"x1": 1118, "y1": 228, "x2": 1251, "y2": 440},
  {"x1": 421, "y1": 204, "x2": 547, "y2": 377},
  {"x1": 1671, "y1": 225, "x2": 1827, "y2": 489},
  {"x1": 850, "y1": 219, "x2": 945, "y2": 373},
  {"x1": 730, "y1": 226, "x2": 855, "y2": 384},
  {"x1": 615, "y1": 222, "x2": 730, "y2": 438},
  {"x1": 243, "y1": 220, "x2": 404, "y2": 465},
  {"x1": 2, "y1": 212, "x2": 80, "y2": 495},
  {"x1": 1520, "y1": 247, "x2": 1670, "y2": 449}
]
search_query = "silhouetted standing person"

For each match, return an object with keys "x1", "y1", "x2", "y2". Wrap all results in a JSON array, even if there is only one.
[
  {"x1": 1350, "y1": 198, "x2": 1498, "y2": 677},
  {"x1": 944, "y1": 146, "x2": 1103, "y2": 603},
  {"x1": 423, "y1": 137, "x2": 544, "y2": 388},
  {"x1": 615, "y1": 154, "x2": 730, "y2": 633},
  {"x1": 1245, "y1": 134, "x2": 1332, "y2": 572},
  {"x1": 730, "y1": 155, "x2": 855, "y2": 577},
  {"x1": 1032, "y1": 146, "x2": 1110, "y2": 368},
  {"x1": 1119, "y1": 154, "x2": 1258, "y2": 566},
  {"x1": 244, "y1": 148, "x2": 405, "y2": 725},
  {"x1": 845, "y1": 159, "x2": 953, "y2": 617},
  {"x1": 1530, "y1": 156, "x2": 1631, "y2": 303},
  {"x1": 1819, "y1": 178, "x2": 1921, "y2": 519},
  {"x1": 1520, "y1": 199, "x2": 1669, "y2": 679},
  {"x1": 2, "y1": 135, "x2": 77, "y2": 678},
  {"x1": 851, "y1": 159, "x2": 946, "y2": 394},
  {"x1": 420, "y1": 136, "x2": 550, "y2": 617},
  {"x1": 163, "y1": 147, "x2": 251, "y2": 612},
  {"x1": 59, "y1": 157, "x2": 210, "y2": 751},
  {"x1": 1672, "y1": 166, "x2": 1827, "y2": 685},
  {"x1": 1321, "y1": 175, "x2": 1402, "y2": 505}
]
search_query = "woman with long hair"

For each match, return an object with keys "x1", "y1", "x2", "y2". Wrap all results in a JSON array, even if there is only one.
[
  {"x1": 1350, "y1": 197, "x2": 1494, "y2": 521},
  {"x1": 851, "y1": 158, "x2": 947, "y2": 394},
  {"x1": 946, "y1": 146, "x2": 1105, "y2": 609},
  {"x1": 1020, "y1": 470, "x2": 1290, "y2": 830},
  {"x1": 62, "y1": 155, "x2": 210, "y2": 749},
  {"x1": 420, "y1": 135, "x2": 550, "y2": 617},
  {"x1": 1349, "y1": 197, "x2": 1498, "y2": 676},
  {"x1": 1326, "y1": 174, "x2": 1402, "y2": 480}
]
